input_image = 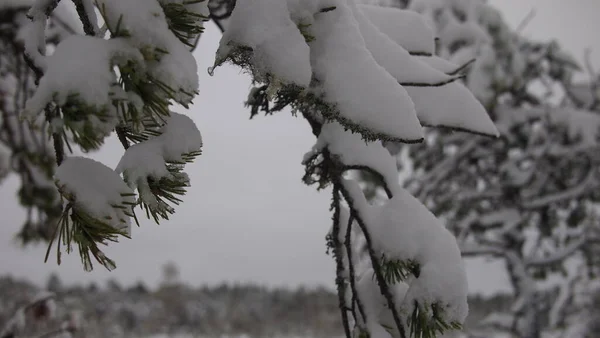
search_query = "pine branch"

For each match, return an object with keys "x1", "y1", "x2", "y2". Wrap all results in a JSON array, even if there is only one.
[
  {"x1": 208, "y1": 0, "x2": 236, "y2": 33},
  {"x1": 44, "y1": 106, "x2": 64, "y2": 166},
  {"x1": 300, "y1": 111, "x2": 407, "y2": 337},
  {"x1": 344, "y1": 165, "x2": 393, "y2": 198},
  {"x1": 23, "y1": 2, "x2": 66, "y2": 167},
  {"x1": 71, "y1": 0, "x2": 97, "y2": 36},
  {"x1": 400, "y1": 74, "x2": 465, "y2": 88},
  {"x1": 337, "y1": 180, "x2": 408, "y2": 338},
  {"x1": 345, "y1": 214, "x2": 368, "y2": 326},
  {"x1": 331, "y1": 186, "x2": 352, "y2": 338},
  {"x1": 115, "y1": 126, "x2": 130, "y2": 149}
]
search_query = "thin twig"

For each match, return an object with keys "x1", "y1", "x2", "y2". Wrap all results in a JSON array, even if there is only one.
[
  {"x1": 337, "y1": 180, "x2": 407, "y2": 338},
  {"x1": 71, "y1": 0, "x2": 96, "y2": 36},
  {"x1": 331, "y1": 185, "x2": 352, "y2": 338},
  {"x1": 45, "y1": 106, "x2": 64, "y2": 166},
  {"x1": 115, "y1": 126, "x2": 130, "y2": 149},
  {"x1": 345, "y1": 214, "x2": 368, "y2": 326},
  {"x1": 515, "y1": 8, "x2": 536, "y2": 35}
]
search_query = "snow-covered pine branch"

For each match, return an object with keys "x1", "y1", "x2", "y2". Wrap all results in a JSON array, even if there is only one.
[
  {"x1": 19, "y1": 0, "x2": 207, "y2": 271},
  {"x1": 385, "y1": 1, "x2": 600, "y2": 337},
  {"x1": 213, "y1": 1, "x2": 499, "y2": 337}
]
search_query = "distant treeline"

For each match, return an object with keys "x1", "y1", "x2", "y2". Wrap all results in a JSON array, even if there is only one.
[{"x1": 0, "y1": 275, "x2": 512, "y2": 338}]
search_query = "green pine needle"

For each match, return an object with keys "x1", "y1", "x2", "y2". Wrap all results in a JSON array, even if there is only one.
[
  {"x1": 378, "y1": 255, "x2": 421, "y2": 284},
  {"x1": 57, "y1": 94, "x2": 115, "y2": 152},
  {"x1": 408, "y1": 301, "x2": 463, "y2": 338},
  {"x1": 297, "y1": 22, "x2": 315, "y2": 43},
  {"x1": 139, "y1": 164, "x2": 192, "y2": 223},
  {"x1": 161, "y1": 1, "x2": 208, "y2": 48},
  {"x1": 44, "y1": 201, "x2": 135, "y2": 272}
]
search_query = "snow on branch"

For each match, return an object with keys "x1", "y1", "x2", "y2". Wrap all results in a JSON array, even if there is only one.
[
  {"x1": 398, "y1": 1, "x2": 600, "y2": 337},
  {"x1": 20, "y1": 0, "x2": 207, "y2": 270},
  {"x1": 211, "y1": 2, "x2": 502, "y2": 336},
  {"x1": 216, "y1": 0, "x2": 498, "y2": 142}
]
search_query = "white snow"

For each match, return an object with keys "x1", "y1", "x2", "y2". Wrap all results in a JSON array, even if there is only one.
[
  {"x1": 312, "y1": 122, "x2": 400, "y2": 195},
  {"x1": 117, "y1": 141, "x2": 171, "y2": 190},
  {"x1": 340, "y1": 178, "x2": 373, "y2": 219},
  {"x1": 55, "y1": 157, "x2": 136, "y2": 235},
  {"x1": 356, "y1": 267, "x2": 408, "y2": 337},
  {"x1": 96, "y1": 0, "x2": 199, "y2": 104},
  {"x1": 308, "y1": 1, "x2": 423, "y2": 142},
  {"x1": 116, "y1": 112, "x2": 201, "y2": 206},
  {"x1": 216, "y1": 0, "x2": 312, "y2": 87},
  {"x1": 416, "y1": 55, "x2": 463, "y2": 74},
  {"x1": 218, "y1": 0, "x2": 500, "y2": 145},
  {"x1": 352, "y1": 3, "x2": 456, "y2": 86},
  {"x1": 404, "y1": 81, "x2": 499, "y2": 136},
  {"x1": 20, "y1": 13, "x2": 48, "y2": 71},
  {"x1": 23, "y1": 35, "x2": 143, "y2": 120},
  {"x1": 157, "y1": 112, "x2": 203, "y2": 162},
  {"x1": 358, "y1": 4, "x2": 436, "y2": 55},
  {"x1": 338, "y1": 178, "x2": 468, "y2": 323},
  {"x1": 370, "y1": 188, "x2": 469, "y2": 323}
]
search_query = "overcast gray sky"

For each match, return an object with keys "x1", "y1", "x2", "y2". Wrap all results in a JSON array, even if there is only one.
[{"x1": 0, "y1": 1, "x2": 598, "y2": 296}]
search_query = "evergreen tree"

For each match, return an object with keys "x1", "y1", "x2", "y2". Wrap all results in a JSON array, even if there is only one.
[
  {"x1": 161, "y1": 261, "x2": 181, "y2": 287},
  {"x1": 45, "y1": 272, "x2": 63, "y2": 293}
]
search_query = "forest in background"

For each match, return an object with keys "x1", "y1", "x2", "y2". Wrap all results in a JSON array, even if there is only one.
[{"x1": 0, "y1": 273, "x2": 515, "y2": 338}]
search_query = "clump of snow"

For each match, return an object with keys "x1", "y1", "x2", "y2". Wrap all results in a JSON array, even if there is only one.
[
  {"x1": 370, "y1": 188, "x2": 469, "y2": 323},
  {"x1": 358, "y1": 4, "x2": 436, "y2": 55},
  {"x1": 405, "y1": 81, "x2": 499, "y2": 136},
  {"x1": 157, "y1": 112, "x2": 203, "y2": 162},
  {"x1": 352, "y1": 3, "x2": 456, "y2": 85},
  {"x1": 416, "y1": 55, "x2": 463, "y2": 74},
  {"x1": 20, "y1": 12, "x2": 48, "y2": 71},
  {"x1": 216, "y1": 0, "x2": 312, "y2": 86},
  {"x1": 117, "y1": 141, "x2": 171, "y2": 192},
  {"x1": 311, "y1": 122, "x2": 401, "y2": 195},
  {"x1": 116, "y1": 112, "x2": 201, "y2": 205},
  {"x1": 55, "y1": 157, "x2": 136, "y2": 235},
  {"x1": 96, "y1": 0, "x2": 199, "y2": 104},
  {"x1": 308, "y1": 1, "x2": 423, "y2": 142},
  {"x1": 218, "y1": 0, "x2": 498, "y2": 143},
  {"x1": 23, "y1": 35, "x2": 143, "y2": 119}
]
